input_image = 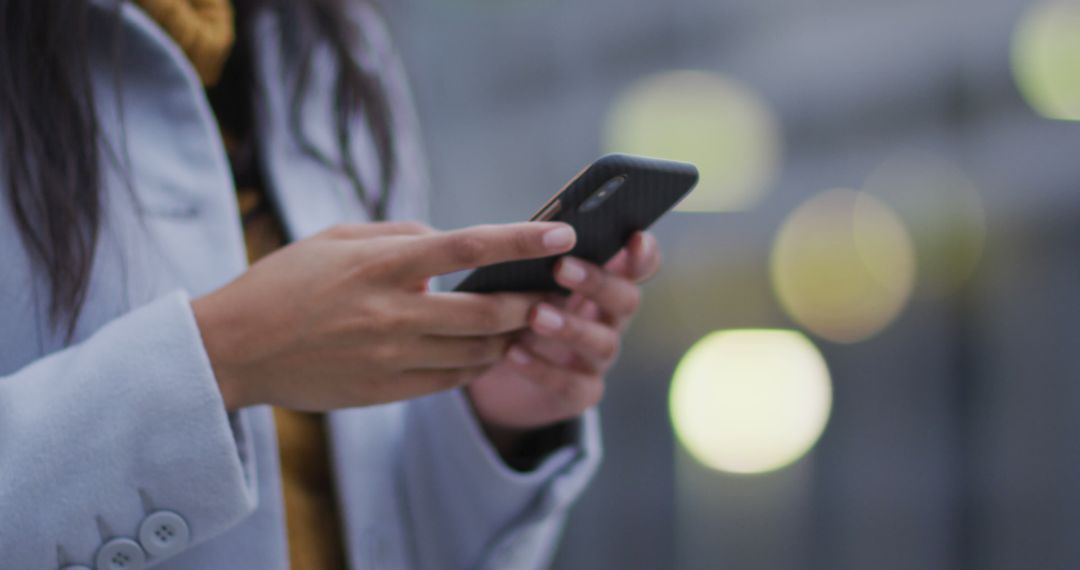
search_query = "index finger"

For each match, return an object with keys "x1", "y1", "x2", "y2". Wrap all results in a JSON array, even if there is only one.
[{"x1": 395, "y1": 222, "x2": 577, "y2": 280}]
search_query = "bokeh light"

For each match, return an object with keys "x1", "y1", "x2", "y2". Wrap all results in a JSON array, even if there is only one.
[
  {"x1": 771, "y1": 189, "x2": 916, "y2": 343},
  {"x1": 1012, "y1": 0, "x2": 1080, "y2": 121},
  {"x1": 863, "y1": 152, "x2": 986, "y2": 297},
  {"x1": 669, "y1": 330, "x2": 832, "y2": 475},
  {"x1": 603, "y1": 70, "x2": 782, "y2": 212}
]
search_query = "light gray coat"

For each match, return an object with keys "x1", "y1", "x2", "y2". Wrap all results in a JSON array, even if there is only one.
[{"x1": 0, "y1": 2, "x2": 600, "y2": 569}]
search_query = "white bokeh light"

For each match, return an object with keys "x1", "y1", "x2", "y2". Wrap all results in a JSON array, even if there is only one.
[{"x1": 669, "y1": 330, "x2": 833, "y2": 475}]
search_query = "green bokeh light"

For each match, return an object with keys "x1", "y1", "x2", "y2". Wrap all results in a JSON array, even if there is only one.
[
  {"x1": 1012, "y1": 1, "x2": 1080, "y2": 121},
  {"x1": 604, "y1": 71, "x2": 782, "y2": 212},
  {"x1": 771, "y1": 190, "x2": 916, "y2": 344}
]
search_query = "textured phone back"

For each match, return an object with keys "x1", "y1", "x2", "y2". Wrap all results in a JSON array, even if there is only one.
[{"x1": 455, "y1": 154, "x2": 699, "y2": 293}]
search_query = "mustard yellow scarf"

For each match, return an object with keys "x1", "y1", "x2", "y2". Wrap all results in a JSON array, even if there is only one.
[{"x1": 135, "y1": 0, "x2": 235, "y2": 86}]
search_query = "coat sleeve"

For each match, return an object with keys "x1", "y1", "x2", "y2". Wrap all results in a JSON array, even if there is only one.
[
  {"x1": 401, "y1": 390, "x2": 602, "y2": 570},
  {"x1": 0, "y1": 291, "x2": 258, "y2": 568}
]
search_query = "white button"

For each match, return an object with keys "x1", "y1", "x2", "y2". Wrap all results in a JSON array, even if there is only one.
[
  {"x1": 138, "y1": 510, "x2": 190, "y2": 558},
  {"x1": 95, "y1": 538, "x2": 146, "y2": 570}
]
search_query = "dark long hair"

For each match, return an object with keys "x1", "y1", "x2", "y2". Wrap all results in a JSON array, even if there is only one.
[{"x1": 0, "y1": 0, "x2": 396, "y2": 339}]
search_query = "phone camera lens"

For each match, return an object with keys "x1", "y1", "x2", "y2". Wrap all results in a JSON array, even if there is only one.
[{"x1": 579, "y1": 175, "x2": 627, "y2": 213}]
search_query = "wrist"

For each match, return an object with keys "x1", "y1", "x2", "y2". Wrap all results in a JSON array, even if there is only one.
[
  {"x1": 465, "y1": 386, "x2": 578, "y2": 471},
  {"x1": 464, "y1": 386, "x2": 528, "y2": 457},
  {"x1": 192, "y1": 293, "x2": 251, "y2": 411}
]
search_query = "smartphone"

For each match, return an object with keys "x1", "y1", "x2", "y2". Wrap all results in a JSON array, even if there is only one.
[{"x1": 454, "y1": 153, "x2": 699, "y2": 294}]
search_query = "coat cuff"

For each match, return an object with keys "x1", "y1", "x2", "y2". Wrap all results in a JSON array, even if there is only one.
[
  {"x1": 402, "y1": 389, "x2": 601, "y2": 569},
  {"x1": 431, "y1": 388, "x2": 582, "y2": 485},
  {"x1": 0, "y1": 291, "x2": 257, "y2": 568}
]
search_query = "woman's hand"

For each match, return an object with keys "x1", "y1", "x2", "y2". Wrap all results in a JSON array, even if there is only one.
[
  {"x1": 192, "y1": 221, "x2": 577, "y2": 412},
  {"x1": 466, "y1": 232, "x2": 662, "y2": 453}
]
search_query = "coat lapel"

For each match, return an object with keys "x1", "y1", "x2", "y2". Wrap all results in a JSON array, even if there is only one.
[
  {"x1": 87, "y1": 0, "x2": 247, "y2": 298},
  {"x1": 249, "y1": 11, "x2": 375, "y2": 241}
]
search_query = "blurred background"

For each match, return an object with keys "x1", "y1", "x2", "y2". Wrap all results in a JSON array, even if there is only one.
[{"x1": 380, "y1": 0, "x2": 1080, "y2": 568}]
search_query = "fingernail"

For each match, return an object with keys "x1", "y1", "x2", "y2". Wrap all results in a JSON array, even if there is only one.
[
  {"x1": 542, "y1": 226, "x2": 575, "y2": 251},
  {"x1": 640, "y1": 234, "x2": 653, "y2": 256},
  {"x1": 534, "y1": 304, "x2": 564, "y2": 331},
  {"x1": 558, "y1": 258, "x2": 587, "y2": 285},
  {"x1": 508, "y1": 346, "x2": 532, "y2": 365}
]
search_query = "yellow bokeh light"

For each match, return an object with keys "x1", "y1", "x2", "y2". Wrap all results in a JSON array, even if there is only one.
[
  {"x1": 603, "y1": 70, "x2": 782, "y2": 212},
  {"x1": 1012, "y1": 0, "x2": 1080, "y2": 121},
  {"x1": 863, "y1": 152, "x2": 986, "y2": 298},
  {"x1": 669, "y1": 330, "x2": 832, "y2": 475},
  {"x1": 771, "y1": 189, "x2": 916, "y2": 344}
]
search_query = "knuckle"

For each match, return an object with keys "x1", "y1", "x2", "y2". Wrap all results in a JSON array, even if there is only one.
[
  {"x1": 448, "y1": 234, "x2": 487, "y2": 266},
  {"x1": 344, "y1": 243, "x2": 376, "y2": 268},
  {"x1": 345, "y1": 257, "x2": 381, "y2": 283},
  {"x1": 473, "y1": 300, "x2": 514, "y2": 332},
  {"x1": 566, "y1": 318, "x2": 589, "y2": 343},
  {"x1": 322, "y1": 223, "x2": 353, "y2": 239},
  {"x1": 470, "y1": 303, "x2": 504, "y2": 332},
  {"x1": 597, "y1": 335, "x2": 620, "y2": 363},
  {"x1": 361, "y1": 249, "x2": 404, "y2": 278},
  {"x1": 397, "y1": 221, "x2": 435, "y2": 235},
  {"x1": 371, "y1": 342, "x2": 402, "y2": 364},
  {"x1": 512, "y1": 229, "x2": 536, "y2": 257},
  {"x1": 340, "y1": 261, "x2": 366, "y2": 284},
  {"x1": 370, "y1": 304, "x2": 406, "y2": 331}
]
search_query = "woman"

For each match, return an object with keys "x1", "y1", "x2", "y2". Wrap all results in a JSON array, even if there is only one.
[{"x1": 0, "y1": 1, "x2": 660, "y2": 568}]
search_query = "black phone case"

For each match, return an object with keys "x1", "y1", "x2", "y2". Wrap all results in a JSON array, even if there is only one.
[{"x1": 454, "y1": 154, "x2": 699, "y2": 294}]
